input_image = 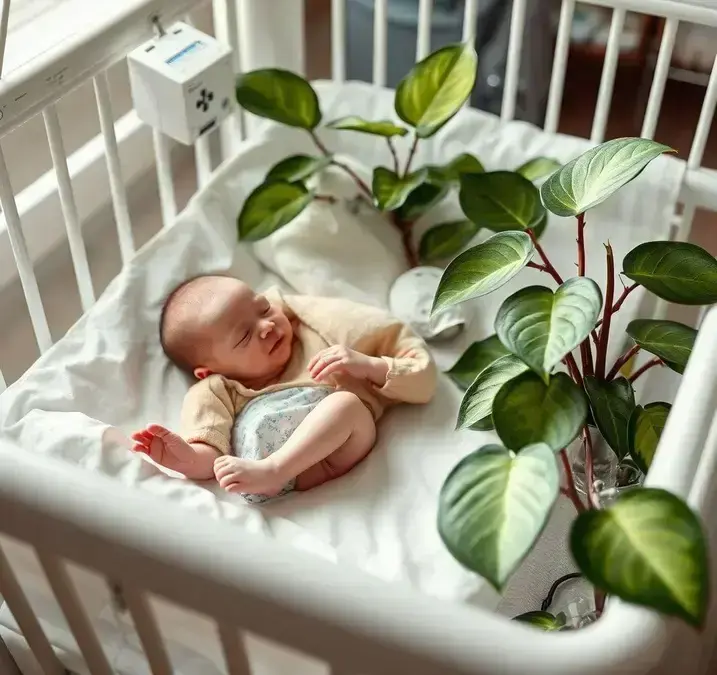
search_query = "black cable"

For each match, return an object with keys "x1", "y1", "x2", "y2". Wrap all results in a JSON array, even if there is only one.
[{"x1": 541, "y1": 572, "x2": 583, "y2": 612}]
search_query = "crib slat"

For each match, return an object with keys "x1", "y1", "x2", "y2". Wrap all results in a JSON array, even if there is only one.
[
  {"x1": 0, "y1": 145, "x2": 53, "y2": 353},
  {"x1": 0, "y1": 0, "x2": 10, "y2": 77},
  {"x1": 93, "y1": 72, "x2": 135, "y2": 266},
  {"x1": 416, "y1": 0, "x2": 432, "y2": 62},
  {"x1": 123, "y1": 587, "x2": 174, "y2": 675},
  {"x1": 218, "y1": 623, "x2": 252, "y2": 675},
  {"x1": 43, "y1": 104, "x2": 95, "y2": 312},
  {"x1": 590, "y1": 8, "x2": 626, "y2": 143},
  {"x1": 688, "y1": 54, "x2": 717, "y2": 169},
  {"x1": 544, "y1": 0, "x2": 575, "y2": 134},
  {"x1": 640, "y1": 18, "x2": 679, "y2": 140},
  {"x1": 152, "y1": 130, "x2": 177, "y2": 229},
  {"x1": 37, "y1": 553, "x2": 113, "y2": 675},
  {"x1": 373, "y1": 0, "x2": 388, "y2": 87},
  {"x1": 501, "y1": 0, "x2": 526, "y2": 122},
  {"x1": 462, "y1": 0, "x2": 479, "y2": 44},
  {"x1": 195, "y1": 133, "x2": 213, "y2": 188},
  {"x1": 0, "y1": 544, "x2": 65, "y2": 675},
  {"x1": 332, "y1": 0, "x2": 347, "y2": 82}
]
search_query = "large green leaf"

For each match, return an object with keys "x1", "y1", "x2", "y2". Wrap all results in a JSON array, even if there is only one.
[
  {"x1": 628, "y1": 403, "x2": 671, "y2": 474},
  {"x1": 439, "y1": 443, "x2": 559, "y2": 590},
  {"x1": 493, "y1": 372, "x2": 587, "y2": 452},
  {"x1": 325, "y1": 115, "x2": 408, "y2": 137},
  {"x1": 516, "y1": 157, "x2": 562, "y2": 183},
  {"x1": 372, "y1": 167, "x2": 427, "y2": 211},
  {"x1": 626, "y1": 319, "x2": 697, "y2": 374},
  {"x1": 237, "y1": 181, "x2": 313, "y2": 241},
  {"x1": 395, "y1": 42, "x2": 477, "y2": 138},
  {"x1": 460, "y1": 171, "x2": 545, "y2": 233},
  {"x1": 235, "y1": 69, "x2": 321, "y2": 129},
  {"x1": 495, "y1": 278, "x2": 603, "y2": 380},
  {"x1": 428, "y1": 153, "x2": 484, "y2": 186},
  {"x1": 265, "y1": 154, "x2": 332, "y2": 183},
  {"x1": 583, "y1": 376, "x2": 635, "y2": 459},
  {"x1": 457, "y1": 356, "x2": 529, "y2": 429},
  {"x1": 432, "y1": 231, "x2": 534, "y2": 314},
  {"x1": 446, "y1": 335, "x2": 510, "y2": 390},
  {"x1": 419, "y1": 220, "x2": 480, "y2": 264},
  {"x1": 623, "y1": 241, "x2": 717, "y2": 306},
  {"x1": 541, "y1": 138, "x2": 673, "y2": 217},
  {"x1": 513, "y1": 611, "x2": 566, "y2": 631},
  {"x1": 395, "y1": 182, "x2": 448, "y2": 222},
  {"x1": 570, "y1": 488, "x2": 708, "y2": 628}
]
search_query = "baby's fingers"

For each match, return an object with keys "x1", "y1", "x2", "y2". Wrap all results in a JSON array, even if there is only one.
[
  {"x1": 147, "y1": 423, "x2": 171, "y2": 437},
  {"x1": 314, "y1": 361, "x2": 345, "y2": 382},
  {"x1": 131, "y1": 442, "x2": 149, "y2": 454},
  {"x1": 310, "y1": 354, "x2": 342, "y2": 380}
]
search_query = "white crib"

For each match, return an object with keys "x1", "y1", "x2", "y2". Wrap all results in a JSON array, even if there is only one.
[{"x1": 2, "y1": 0, "x2": 717, "y2": 673}]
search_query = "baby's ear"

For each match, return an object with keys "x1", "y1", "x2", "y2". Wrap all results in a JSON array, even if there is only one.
[{"x1": 194, "y1": 367, "x2": 212, "y2": 380}]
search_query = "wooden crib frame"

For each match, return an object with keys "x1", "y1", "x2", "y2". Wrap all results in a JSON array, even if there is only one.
[{"x1": 2, "y1": 1, "x2": 717, "y2": 673}]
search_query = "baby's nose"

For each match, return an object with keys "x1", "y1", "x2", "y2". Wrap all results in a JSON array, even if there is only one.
[{"x1": 259, "y1": 320, "x2": 275, "y2": 339}]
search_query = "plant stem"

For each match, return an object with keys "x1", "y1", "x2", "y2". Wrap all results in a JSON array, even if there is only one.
[
  {"x1": 595, "y1": 243, "x2": 615, "y2": 380},
  {"x1": 391, "y1": 213, "x2": 419, "y2": 268},
  {"x1": 583, "y1": 428, "x2": 598, "y2": 509},
  {"x1": 628, "y1": 357, "x2": 664, "y2": 383},
  {"x1": 606, "y1": 344, "x2": 641, "y2": 381},
  {"x1": 528, "y1": 230, "x2": 564, "y2": 285},
  {"x1": 403, "y1": 136, "x2": 419, "y2": 177},
  {"x1": 387, "y1": 138, "x2": 400, "y2": 175},
  {"x1": 526, "y1": 261, "x2": 547, "y2": 271},
  {"x1": 560, "y1": 449, "x2": 586, "y2": 513},
  {"x1": 577, "y1": 213, "x2": 586, "y2": 276},
  {"x1": 309, "y1": 130, "x2": 373, "y2": 198},
  {"x1": 563, "y1": 355, "x2": 584, "y2": 387},
  {"x1": 314, "y1": 194, "x2": 337, "y2": 203},
  {"x1": 595, "y1": 282, "x2": 639, "y2": 328}
]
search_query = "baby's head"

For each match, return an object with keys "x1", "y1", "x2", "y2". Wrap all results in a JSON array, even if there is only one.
[{"x1": 160, "y1": 275, "x2": 293, "y2": 385}]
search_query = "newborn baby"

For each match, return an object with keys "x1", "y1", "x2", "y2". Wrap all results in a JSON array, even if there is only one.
[{"x1": 132, "y1": 275, "x2": 437, "y2": 502}]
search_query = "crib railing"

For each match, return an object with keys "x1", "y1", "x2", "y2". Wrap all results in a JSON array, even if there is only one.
[{"x1": 1, "y1": 1, "x2": 717, "y2": 673}]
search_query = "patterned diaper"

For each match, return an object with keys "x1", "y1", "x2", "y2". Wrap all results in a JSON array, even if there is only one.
[{"x1": 231, "y1": 386, "x2": 334, "y2": 504}]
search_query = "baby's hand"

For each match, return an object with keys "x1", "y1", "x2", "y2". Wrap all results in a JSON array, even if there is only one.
[
  {"x1": 308, "y1": 346, "x2": 388, "y2": 386},
  {"x1": 131, "y1": 424, "x2": 198, "y2": 473}
]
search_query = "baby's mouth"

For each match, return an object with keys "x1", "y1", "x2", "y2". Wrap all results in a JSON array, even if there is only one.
[{"x1": 268, "y1": 332, "x2": 284, "y2": 354}]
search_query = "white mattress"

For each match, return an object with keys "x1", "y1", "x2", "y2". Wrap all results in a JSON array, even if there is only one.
[{"x1": 0, "y1": 81, "x2": 682, "y2": 674}]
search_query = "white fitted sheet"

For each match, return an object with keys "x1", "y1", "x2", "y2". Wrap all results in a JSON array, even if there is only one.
[{"x1": 0, "y1": 81, "x2": 682, "y2": 674}]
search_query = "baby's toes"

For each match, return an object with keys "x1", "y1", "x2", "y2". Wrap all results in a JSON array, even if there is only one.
[{"x1": 219, "y1": 472, "x2": 243, "y2": 490}]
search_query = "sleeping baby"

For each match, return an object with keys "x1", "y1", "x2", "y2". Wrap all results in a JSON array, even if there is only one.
[{"x1": 131, "y1": 275, "x2": 437, "y2": 503}]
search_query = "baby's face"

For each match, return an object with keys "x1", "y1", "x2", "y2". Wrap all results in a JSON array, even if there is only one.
[{"x1": 192, "y1": 278, "x2": 293, "y2": 384}]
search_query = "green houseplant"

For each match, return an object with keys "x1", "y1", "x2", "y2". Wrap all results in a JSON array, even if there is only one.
[{"x1": 233, "y1": 42, "x2": 559, "y2": 267}]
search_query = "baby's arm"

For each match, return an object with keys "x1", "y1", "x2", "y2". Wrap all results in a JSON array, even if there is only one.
[{"x1": 214, "y1": 391, "x2": 375, "y2": 494}]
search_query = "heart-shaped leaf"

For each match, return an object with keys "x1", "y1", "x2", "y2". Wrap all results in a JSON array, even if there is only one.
[
  {"x1": 493, "y1": 372, "x2": 588, "y2": 452},
  {"x1": 395, "y1": 182, "x2": 448, "y2": 221},
  {"x1": 432, "y1": 231, "x2": 534, "y2": 314},
  {"x1": 495, "y1": 278, "x2": 603, "y2": 380},
  {"x1": 457, "y1": 356, "x2": 529, "y2": 429},
  {"x1": 266, "y1": 155, "x2": 332, "y2": 183},
  {"x1": 516, "y1": 157, "x2": 562, "y2": 182},
  {"x1": 541, "y1": 137, "x2": 673, "y2": 217},
  {"x1": 570, "y1": 488, "x2": 708, "y2": 628},
  {"x1": 583, "y1": 376, "x2": 635, "y2": 459},
  {"x1": 626, "y1": 320, "x2": 697, "y2": 374},
  {"x1": 428, "y1": 153, "x2": 484, "y2": 185},
  {"x1": 446, "y1": 335, "x2": 510, "y2": 390},
  {"x1": 395, "y1": 42, "x2": 477, "y2": 138},
  {"x1": 235, "y1": 69, "x2": 321, "y2": 129},
  {"x1": 325, "y1": 115, "x2": 408, "y2": 137},
  {"x1": 460, "y1": 171, "x2": 545, "y2": 233},
  {"x1": 629, "y1": 402, "x2": 671, "y2": 474},
  {"x1": 237, "y1": 181, "x2": 313, "y2": 241},
  {"x1": 623, "y1": 241, "x2": 717, "y2": 306},
  {"x1": 419, "y1": 220, "x2": 480, "y2": 264},
  {"x1": 439, "y1": 443, "x2": 559, "y2": 590},
  {"x1": 372, "y1": 167, "x2": 427, "y2": 211},
  {"x1": 513, "y1": 611, "x2": 566, "y2": 631}
]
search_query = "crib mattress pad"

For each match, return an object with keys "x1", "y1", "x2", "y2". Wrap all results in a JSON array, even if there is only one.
[{"x1": 0, "y1": 80, "x2": 683, "y2": 674}]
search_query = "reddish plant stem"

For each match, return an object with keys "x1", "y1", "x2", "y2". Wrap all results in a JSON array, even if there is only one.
[
  {"x1": 606, "y1": 343, "x2": 641, "y2": 381},
  {"x1": 309, "y1": 130, "x2": 372, "y2": 198},
  {"x1": 387, "y1": 138, "x2": 400, "y2": 175},
  {"x1": 527, "y1": 261, "x2": 547, "y2": 271},
  {"x1": 528, "y1": 230, "x2": 564, "y2": 285},
  {"x1": 391, "y1": 213, "x2": 419, "y2": 268},
  {"x1": 595, "y1": 243, "x2": 615, "y2": 380},
  {"x1": 563, "y1": 354, "x2": 584, "y2": 387},
  {"x1": 403, "y1": 136, "x2": 419, "y2": 176},
  {"x1": 560, "y1": 449, "x2": 586, "y2": 513},
  {"x1": 314, "y1": 194, "x2": 337, "y2": 203},
  {"x1": 595, "y1": 282, "x2": 639, "y2": 329},
  {"x1": 628, "y1": 357, "x2": 664, "y2": 383},
  {"x1": 577, "y1": 213, "x2": 587, "y2": 276},
  {"x1": 584, "y1": 428, "x2": 598, "y2": 509}
]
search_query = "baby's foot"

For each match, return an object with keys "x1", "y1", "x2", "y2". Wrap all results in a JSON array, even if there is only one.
[{"x1": 214, "y1": 455, "x2": 285, "y2": 496}]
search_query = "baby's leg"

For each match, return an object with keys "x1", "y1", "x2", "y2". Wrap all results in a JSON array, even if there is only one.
[{"x1": 214, "y1": 391, "x2": 376, "y2": 495}]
